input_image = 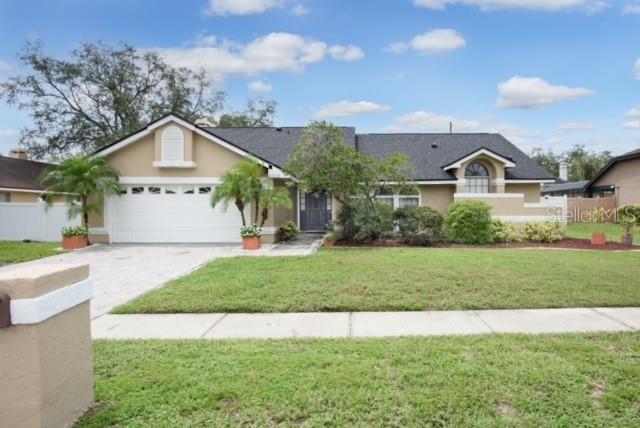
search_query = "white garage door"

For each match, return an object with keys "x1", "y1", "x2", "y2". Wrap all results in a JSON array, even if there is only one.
[{"x1": 110, "y1": 184, "x2": 246, "y2": 243}]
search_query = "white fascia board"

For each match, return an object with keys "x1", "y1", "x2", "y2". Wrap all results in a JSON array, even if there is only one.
[
  {"x1": 442, "y1": 149, "x2": 516, "y2": 171},
  {"x1": 96, "y1": 114, "x2": 287, "y2": 176},
  {"x1": 454, "y1": 193, "x2": 525, "y2": 199},
  {"x1": 10, "y1": 278, "x2": 93, "y2": 325},
  {"x1": 118, "y1": 177, "x2": 222, "y2": 185},
  {"x1": 504, "y1": 179, "x2": 555, "y2": 184}
]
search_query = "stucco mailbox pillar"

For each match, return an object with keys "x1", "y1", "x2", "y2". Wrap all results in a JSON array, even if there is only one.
[{"x1": 0, "y1": 264, "x2": 93, "y2": 428}]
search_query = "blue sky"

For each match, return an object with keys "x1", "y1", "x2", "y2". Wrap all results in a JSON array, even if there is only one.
[{"x1": 0, "y1": 0, "x2": 639, "y2": 157}]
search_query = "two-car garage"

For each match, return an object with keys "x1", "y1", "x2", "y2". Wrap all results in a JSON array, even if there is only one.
[{"x1": 108, "y1": 184, "x2": 245, "y2": 243}]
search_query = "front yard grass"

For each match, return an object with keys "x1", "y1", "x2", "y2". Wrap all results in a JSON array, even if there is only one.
[
  {"x1": 0, "y1": 241, "x2": 61, "y2": 267},
  {"x1": 566, "y1": 222, "x2": 639, "y2": 243},
  {"x1": 114, "y1": 247, "x2": 640, "y2": 314},
  {"x1": 78, "y1": 333, "x2": 640, "y2": 427}
]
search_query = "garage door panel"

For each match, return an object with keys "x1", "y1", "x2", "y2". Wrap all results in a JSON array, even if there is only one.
[{"x1": 109, "y1": 188, "x2": 247, "y2": 243}]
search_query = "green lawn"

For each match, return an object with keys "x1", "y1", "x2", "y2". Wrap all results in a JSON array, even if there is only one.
[
  {"x1": 0, "y1": 241, "x2": 61, "y2": 267},
  {"x1": 114, "y1": 247, "x2": 640, "y2": 314},
  {"x1": 566, "y1": 223, "x2": 639, "y2": 243},
  {"x1": 78, "y1": 333, "x2": 640, "y2": 427}
]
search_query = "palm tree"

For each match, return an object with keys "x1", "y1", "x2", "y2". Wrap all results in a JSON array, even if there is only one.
[
  {"x1": 258, "y1": 187, "x2": 293, "y2": 227},
  {"x1": 41, "y1": 156, "x2": 121, "y2": 239},
  {"x1": 211, "y1": 159, "x2": 262, "y2": 226},
  {"x1": 212, "y1": 159, "x2": 293, "y2": 229}
]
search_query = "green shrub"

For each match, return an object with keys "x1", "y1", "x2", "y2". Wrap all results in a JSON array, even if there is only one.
[
  {"x1": 394, "y1": 206, "x2": 444, "y2": 246},
  {"x1": 339, "y1": 199, "x2": 394, "y2": 242},
  {"x1": 277, "y1": 220, "x2": 299, "y2": 241},
  {"x1": 444, "y1": 200, "x2": 493, "y2": 244},
  {"x1": 618, "y1": 205, "x2": 640, "y2": 234},
  {"x1": 324, "y1": 231, "x2": 337, "y2": 241},
  {"x1": 523, "y1": 222, "x2": 564, "y2": 243},
  {"x1": 491, "y1": 220, "x2": 521, "y2": 243},
  {"x1": 61, "y1": 225, "x2": 88, "y2": 237}
]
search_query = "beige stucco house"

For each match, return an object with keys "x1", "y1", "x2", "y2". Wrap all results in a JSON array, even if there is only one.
[
  {"x1": 88, "y1": 114, "x2": 556, "y2": 244},
  {"x1": 585, "y1": 148, "x2": 640, "y2": 206}
]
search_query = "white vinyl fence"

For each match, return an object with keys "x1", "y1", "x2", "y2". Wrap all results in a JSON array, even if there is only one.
[{"x1": 0, "y1": 202, "x2": 80, "y2": 242}]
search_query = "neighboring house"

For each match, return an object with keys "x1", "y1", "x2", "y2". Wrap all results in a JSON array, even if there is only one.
[
  {"x1": 88, "y1": 114, "x2": 555, "y2": 244},
  {"x1": 584, "y1": 147, "x2": 640, "y2": 205},
  {"x1": 0, "y1": 149, "x2": 53, "y2": 203}
]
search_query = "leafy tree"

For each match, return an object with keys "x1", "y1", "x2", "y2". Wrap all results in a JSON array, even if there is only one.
[
  {"x1": 217, "y1": 99, "x2": 277, "y2": 127},
  {"x1": 530, "y1": 144, "x2": 613, "y2": 181},
  {"x1": 211, "y1": 158, "x2": 292, "y2": 228},
  {"x1": 285, "y1": 121, "x2": 415, "y2": 209},
  {"x1": 1, "y1": 41, "x2": 225, "y2": 158},
  {"x1": 41, "y1": 156, "x2": 121, "y2": 240}
]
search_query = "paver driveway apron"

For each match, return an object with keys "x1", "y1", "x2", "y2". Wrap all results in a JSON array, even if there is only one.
[{"x1": 0, "y1": 244, "x2": 236, "y2": 318}]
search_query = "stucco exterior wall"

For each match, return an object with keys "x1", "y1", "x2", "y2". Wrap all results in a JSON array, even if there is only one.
[
  {"x1": 591, "y1": 158, "x2": 640, "y2": 206},
  {"x1": 9, "y1": 191, "x2": 40, "y2": 203},
  {"x1": 419, "y1": 185, "x2": 455, "y2": 212},
  {"x1": 504, "y1": 183, "x2": 542, "y2": 203},
  {"x1": 454, "y1": 155, "x2": 506, "y2": 193}
]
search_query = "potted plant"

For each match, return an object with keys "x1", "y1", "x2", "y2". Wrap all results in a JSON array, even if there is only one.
[
  {"x1": 618, "y1": 205, "x2": 639, "y2": 246},
  {"x1": 212, "y1": 159, "x2": 292, "y2": 249},
  {"x1": 324, "y1": 231, "x2": 338, "y2": 247},
  {"x1": 62, "y1": 226, "x2": 89, "y2": 250},
  {"x1": 241, "y1": 225, "x2": 262, "y2": 250}
]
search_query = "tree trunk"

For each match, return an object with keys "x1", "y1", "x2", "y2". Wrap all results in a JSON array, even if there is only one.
[
  {"x1": 254, "y1": 198, "x2": 260, "y2": 225},
  {"x1": 81, "y1": 196, "x2": 91, "y2": 245},
  {"x1": 236, "y1": 200, "x2": 246, "y2": 227},
  {"x1": 260, "y1": 207, "x2": 269, "y2": 228}
]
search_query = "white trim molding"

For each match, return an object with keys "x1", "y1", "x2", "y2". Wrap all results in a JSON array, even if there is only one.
[
  {"x1": 454, "y1": 193, "x2": 525, "y2": 199},
  {"x1": 442, "y1": 148, "x2": 516, "y2": 171},
  {"x1": 504, "y1": 179, "x2": 555, "y2": 184},
  {"x1": 96, "y1": 114, "x2": 287, "y2": 176},
  {"x1": 89, "y1": 227, "x2": 109, "y2": 235},
  {"x1": 152, "y1": 160, "x2": 197, "y2": 168},
  {"x1": 261, "y1": 227, "x2": 278, "y2": 235},
  {"x1": 492, "y1": 215, "x2": 556, "y2": 223},
  {"x1": 118, "y1": 177, "x2": 222, "y2": 185},
  {"x1": 10, "y1": 278, "x2": 93, "y2": 325}
]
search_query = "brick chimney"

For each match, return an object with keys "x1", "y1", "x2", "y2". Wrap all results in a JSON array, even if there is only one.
[
  {"x1": 559, "y1": 161, "x2": 569, "y2": 181},
  {"x1": 9, "y1": 148, "x2": 28, "y2": 160}
]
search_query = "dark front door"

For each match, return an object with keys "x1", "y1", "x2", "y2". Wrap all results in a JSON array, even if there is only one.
[{"x1": 301, "y1": 192, "x2": 330, "y2": 231}]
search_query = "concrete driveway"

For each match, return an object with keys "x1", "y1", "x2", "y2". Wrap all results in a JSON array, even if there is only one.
[{"x1": 1, "y1": 244, "x2": 237, "y2": 318}]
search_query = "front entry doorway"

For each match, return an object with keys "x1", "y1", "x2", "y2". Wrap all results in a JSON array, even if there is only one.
[{"x1": 300, "y1": 192, "x2": 331, "y2": 231}]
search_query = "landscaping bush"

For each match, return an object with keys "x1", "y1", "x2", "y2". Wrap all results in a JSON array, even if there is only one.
[
  {"x1": 339, "y1": 199, "x2": 394, "y2": 241},
  {"x1": 491, "y1": 220, "x2": 521, "y2": 243},
  {"x1": 394, "y1": 206, "x2": 444, "y2": 246},
  {"x1": 618, "y1": 205, "x2": 640, "y2": 234},
  {"x1": 444, "y1": 200, "x2": 493, "y2": 244},
  {"x1": 523, "y1": 222, "x2": 564, "y2": 243},
  {"x1": 277, "y1": 220, "x2": 299, "y2": 241}
]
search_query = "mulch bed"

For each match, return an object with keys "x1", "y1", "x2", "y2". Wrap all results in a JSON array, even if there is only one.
[{"x1": 334, "y1": 238, "x2": 639, "y2": 251}]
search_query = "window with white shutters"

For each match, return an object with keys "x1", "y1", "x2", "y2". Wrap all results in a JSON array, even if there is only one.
[{"x1": 160, "y1": 126, "x2": 184, "y2": 162}]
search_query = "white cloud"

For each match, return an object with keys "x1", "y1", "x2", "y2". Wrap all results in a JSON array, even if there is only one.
[
  {"x1": 328, "y1": 45, "x2": 365, "y2": 62},
  {"x1": 413, "y1": 0, "x2": 609, "y2": 13},
  {"x1": 150, "y1": 33, "x2": 364, "y2": 82},
  {"x1": 316, "y1": 101, "x2": 391, "y2": 118},
  {"x1": 625, "y1": 105, "x2": 640, "y2": 129},
  {"x1": 623, "y1": 2, "x2": 640, "y2": 14},
  {"x1": 387, "y1": 29, "x2": 466, "y2": 55},
  {"x1": 487, "y1": 123, "x2": 543, "y2": 147},
  {"x1": 634, "y1": 58, "x2": 640, "y2": 79},
  {"x1": 0, "y1": 60, "x2": 11, "y2": 71},
  {"x1": 385, "y1": 111, "x2": 481, "y2": 132},
  {"x1": 205, "y1": 0, "x2": 285, "y2": 15},
  {"x1": 290, "y1": 4, "x2": 309, "y2": 15},
  {"x1": 558, "y1": 122, "x2": 598, "y2": 132},
  {"x1": 248, "y1": 80, "x2": 272, "y2": 92},
  {"x1": 496, "y1": 76, "x2": 594, "y2": 109}
]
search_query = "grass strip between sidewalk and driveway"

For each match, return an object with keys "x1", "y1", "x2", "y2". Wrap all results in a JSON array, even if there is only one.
[
  {"x1": 79, "y1": 333, "x2": 640, "y2": 427},
  {"x1": 0, "y1": 241, "x2": 61, "y2": 267},
  {"x1": 114, "y1": 247, "x2": 640, "y2": 314}
]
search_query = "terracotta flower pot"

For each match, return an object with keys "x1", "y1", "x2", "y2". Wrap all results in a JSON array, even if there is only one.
[
  {"x1": 621, "y1": 233, "x2": 634, "y2": 247},
  {"x1": 591, "y1": 232, "x2": 607, "y2": 246},
  {"x1": 324, "y1": 240, "x2": 336, "y2": 247},
  {"x1": 63, "y1": 235, "x2": 88, "y2": 250},
  {"x1": 242, "y1": 236, "x2": 262, "y2": 250}
]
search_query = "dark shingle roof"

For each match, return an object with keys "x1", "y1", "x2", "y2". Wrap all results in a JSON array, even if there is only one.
[
  {"x1": 0, "y1": 155, "x2": 53, "y2": 191},
  {"x1": 356, "y1": 133, "x2": 554, "y2": 180},
  {"x1": 203, "y1": 127, "x2": 356, "y2": 168},
  {"x1": 542, "y1": 180, "x2": 588, "y2": 193},
  {"x1": 586, "y1": 146, "x2": 640, "y2": 189}
]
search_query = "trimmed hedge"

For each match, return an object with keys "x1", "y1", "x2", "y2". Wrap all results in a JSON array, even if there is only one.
[
  {"x1": 393, "y1": 206, "x2": 444, "y2": 246},
  {"x1": 444, "y1": 200, "x2": 493, "y2": 244}
]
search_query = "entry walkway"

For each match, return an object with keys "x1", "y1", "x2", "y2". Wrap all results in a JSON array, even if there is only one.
[{"x1": 92, "y1": 307, "x2": 640, "y2": 339}]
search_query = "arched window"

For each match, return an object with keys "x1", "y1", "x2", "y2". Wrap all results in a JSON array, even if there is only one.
[
  {"x1": 160, "y1": 126, "x2": 184, "y2": 162},
  {"x1": 464, "y1": 162, "x2": 490, "y2": 193}
]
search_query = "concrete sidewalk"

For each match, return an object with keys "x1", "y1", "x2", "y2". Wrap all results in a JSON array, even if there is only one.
[{"x1": 92, "y1": 307, "x2": 640, "y2": 340}]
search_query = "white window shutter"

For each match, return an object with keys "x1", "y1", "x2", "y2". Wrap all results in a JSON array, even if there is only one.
[{"x1": 161, "y1": 126, "x2": 184, "y2": 162}]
